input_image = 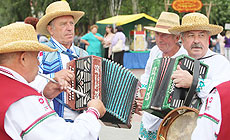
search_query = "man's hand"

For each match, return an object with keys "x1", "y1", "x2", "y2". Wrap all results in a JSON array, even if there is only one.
[
  {"x1": 88, "y1": 99, "x2": 106, "y2": 118},
  {"x1": 171, "y1": 65, "x2": 193, "y2": 88},
  {"x1": 135, "y1": 89, "x2": 146, "y2": 116},
  {"x1": 43, "y1": 69, "x2": 75, "y2": 99}
]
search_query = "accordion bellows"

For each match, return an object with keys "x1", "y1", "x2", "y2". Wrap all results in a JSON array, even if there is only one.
[
  {"x1": 142, "y1": 55, "x2": 209, "y2": 118},
  {"x1": 67, "y1": 55, "x2": 140, "y2": 128}
]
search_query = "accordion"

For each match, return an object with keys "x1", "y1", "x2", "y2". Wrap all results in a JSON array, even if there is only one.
[
  {"x1": 142, "y1": 55, "x2": 208, "y2": 118},
  {"x1": 67, "y1": 55, "x2": 140, "y2": 128}
]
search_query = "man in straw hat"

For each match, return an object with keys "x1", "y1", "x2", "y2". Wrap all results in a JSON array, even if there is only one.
[
  {"x1": 168, "y1": 12, "x2": 230, "y2": 139},
  {"x1": 31, "y1": 1, "x2": 89, "y2": 122},
  {"x1": 169, "y1": 12, "x2": 230, "y2": 103},
  {"x1": 136, "y1": 11, "x2": 187, "y2": 140},
  {"x1": 0, "y1": 23, "x2": 106, "y2": 139}
]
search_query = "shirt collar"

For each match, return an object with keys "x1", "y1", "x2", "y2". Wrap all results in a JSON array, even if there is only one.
[
  {"x1": 50, "y1": 37, "x2": 74, "y2": 53},
  {"x1": 204, "y1": 49, "x2": 215, "y2": 57}
]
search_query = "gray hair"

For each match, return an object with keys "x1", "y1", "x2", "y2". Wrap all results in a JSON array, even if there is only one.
[{"x1": 0, "y1": 52, "x2": 21, "y2": 65}]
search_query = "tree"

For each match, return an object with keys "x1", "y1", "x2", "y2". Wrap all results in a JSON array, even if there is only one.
[
  {"x1": 1, "y1": 0, "x2": 230, "y2": 32},
  {"x1": 110, "y1": 0, "x2": 123, "y2": 16},
  {"x1": 132, "y1": 0, "x2": 138, "y2": 14},
  {"x1": 0, "y1": 0, "x2": 31, "y2": 27}
]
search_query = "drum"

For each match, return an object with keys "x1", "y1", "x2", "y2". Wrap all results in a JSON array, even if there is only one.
[{"x1": 157, "y1": 106, "x2": 199, "y2": 140}]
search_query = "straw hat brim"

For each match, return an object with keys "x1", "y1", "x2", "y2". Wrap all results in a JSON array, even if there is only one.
[
  {"x1": 37, "y1": 11, "x2": 84, "y2": 36},
  {"x1": 169, "y1": 24, "x2": 223, "y2": 35},
  {"x1": 0, "y1": 40, "x2": 57, "y2": 54},
  {"x1": 144, "y1": 26, "x2": 171, "y2": 34}
]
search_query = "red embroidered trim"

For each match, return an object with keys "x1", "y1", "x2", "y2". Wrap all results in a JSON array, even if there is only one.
[
  {"x1": 199, "y1": 113, "x2": 220, "y2": 123},
  {"x1": 20, "y1": 110, "x2": 56, "y2": 137},
  {"x1": 0, "y1": 68, "x2": 14, "y2": 77}
]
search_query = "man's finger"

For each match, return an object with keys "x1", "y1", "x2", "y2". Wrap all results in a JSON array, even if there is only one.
[{"x1": 177, "y1": 65, "x2": 182, "y2": 70}]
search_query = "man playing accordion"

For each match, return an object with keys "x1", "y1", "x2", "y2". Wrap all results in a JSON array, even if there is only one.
[
  {"x1": 169, "y1": 13, "x2": 230, "y2": 140},
  {"x1": 137, "y1": 11, "x2": 187, "y2": 140}
]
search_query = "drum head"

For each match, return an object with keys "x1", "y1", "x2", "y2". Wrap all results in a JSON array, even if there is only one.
[{"x1": 157, "y1": 106, "x2": 199, "y2": 140}]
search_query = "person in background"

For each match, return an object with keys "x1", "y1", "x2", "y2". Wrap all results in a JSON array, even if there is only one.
[
  {"x1": 0, "y1": 22, "x2": 106, "y2": 140},
  {"x1": 81, "y1": 25, "x2": 104, "y2": 57},
  {"x1": 211, "y1": 35, "x2": 220, "y2": 53},
  {"x1": 24, "y1": 16, "x2": 39, "y2": 40},
  {"x1": 102, "y1": 25, "x2": 114, "y2": 59},
  {"x1": 217, "y1": 31, "x2": 226, "y2": 56},
  {"x1": 224, "y1": 30, "x2": 230, "y2": 60},
  {"x1": 39, "y1": 34, "x2": 49, "y2": 43},
  {"x1": 31, "y1": 1, "x2": 89, "y2": 122},
  {"x1": 24, "y1": 16, "x2": 49, "y2": 43},
  {"x1": 146, "y1": 30, "x2": 156, "y2": 50},
  {"x1": 74, "y1": 28, "x2": 81, "y2": 47},
  {"x1": 136, "y1": 11, "x2": 187, "y2": 140},
  {"x1": 111, "y1": 26, "x2": 126, "y2": 65}
]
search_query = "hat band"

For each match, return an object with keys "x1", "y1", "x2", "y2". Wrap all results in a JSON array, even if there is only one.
[{"x1": 155, "y1": 25, "x2": 171, "y2": 29}]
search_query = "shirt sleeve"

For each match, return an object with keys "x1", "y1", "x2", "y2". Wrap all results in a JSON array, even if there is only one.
[
  {"x1": 197, "y1": 55, "x2": 230, "y2": 102},
  {"x1": 111, "y1": 33, "x2": 118, "y2": 47},
  {"x1": 81, "y1": 33, "x2": 89, "y2": 40},
  {"x1": 4, "y1": 96, "x2": 101, "y2": 140},
  {"x1": 191, "y1": 88, "x2": 221, "y2": 140}
]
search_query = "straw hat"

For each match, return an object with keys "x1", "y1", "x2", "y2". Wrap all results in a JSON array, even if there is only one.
[
  {"x1": 144, "y1": 12, "x2": 180, "y2": 34},
  {"x1": 169, "y1": 13, "x2": 223, "y2": 35},
  {"x1": 0, "y1": 23, "x2": 57, "y2": 54},
  {"x1": 36, "y1": 1, "x2": 85, "y2": 36}
]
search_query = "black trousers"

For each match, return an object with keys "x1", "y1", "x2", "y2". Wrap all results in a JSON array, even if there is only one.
[
  {"x1": 113, "y1": 51, "x2": 124, "y2": 65},
  {"x1": 104, "y1": 48, "x2": 110, "y2": 59}
]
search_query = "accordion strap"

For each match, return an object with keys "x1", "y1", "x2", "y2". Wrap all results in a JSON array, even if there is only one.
[{"x1": 184, "y1": 59, "x2": 200, "y2": 106}]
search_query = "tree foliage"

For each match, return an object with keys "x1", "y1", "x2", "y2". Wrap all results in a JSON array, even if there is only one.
[
  {"x1": 0, "y1": 0, "x2": 31, "y2": 26},
  {"x1": 1, "y1": 0, "x2": 230, "y2": 31}
]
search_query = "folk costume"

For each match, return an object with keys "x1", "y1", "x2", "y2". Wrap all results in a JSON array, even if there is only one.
[
  {"x1": 31, "y1": 37, "x2": 88, "y2": 121},
  {"x1": 1, "y1": 66, "x2": 100, "y2": 140},
  {"x1": 192, "y1": 81, "x2": 230, "y2": 140},
  {"x1": 169, "y1": 12, "x2": 230, "y2": 140},
  {"x1": 139, "y1": 12, "x2": 230, "y2": 140},
  {"x1": 138, "y1": 12, "x2": 184, "y2": 140},
  {"x1": 139, "y1": 45, "x2": 187, "y2": 140},
  {"x1": 0, "y1": 22, "x2": 101, "y2": 140},
  {"x1": 31, "y1": 1, "x2": 88, "y2": 122}
]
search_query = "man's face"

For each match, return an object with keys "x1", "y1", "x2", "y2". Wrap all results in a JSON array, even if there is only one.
[
  {"x1": 48, "y1": 15, "x2": 75, "y2": 47},
  {"x1": 182, "y1": 30, "x2": 209, "y2": 59},
  {"x1": 155, "y1": 31, "x2": 179, "y2": 54}
]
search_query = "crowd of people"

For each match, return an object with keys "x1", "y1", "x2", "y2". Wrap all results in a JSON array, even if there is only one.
[
  {"x1": 208, "y1": 30, "x2": 230, "y2": 60},
  {"x1": 79, "y1": 24, "x2": 126, "y2": 64},
  {"x1": 1, "y1": 0, "x2": 230, "y2": 140}
]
